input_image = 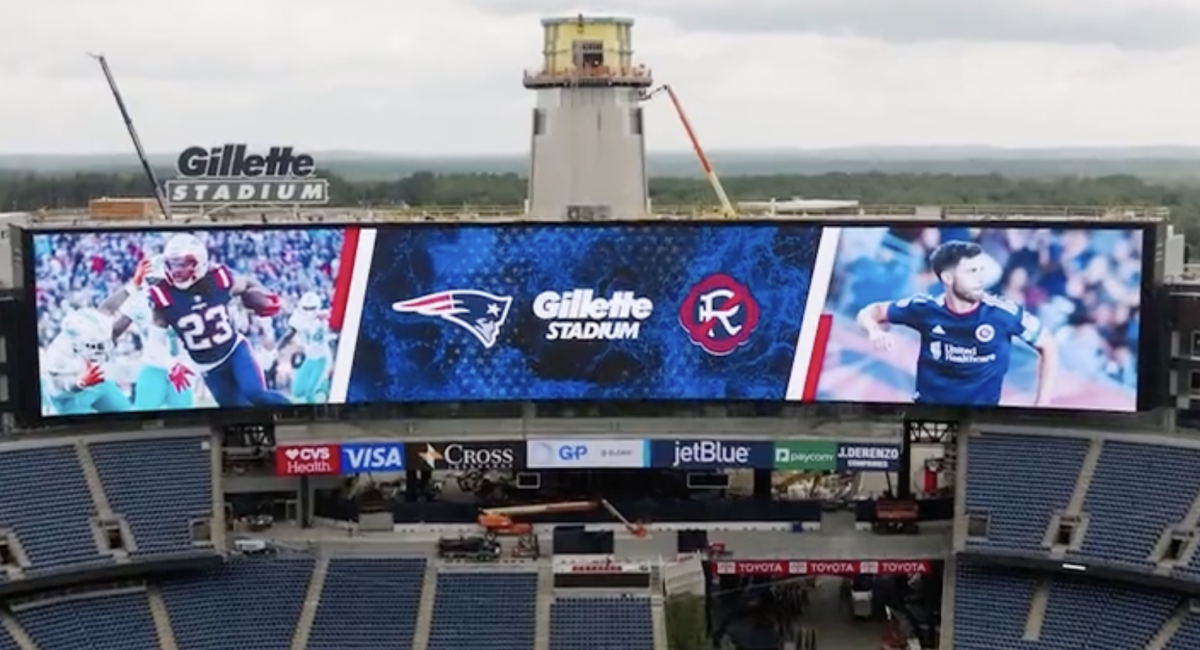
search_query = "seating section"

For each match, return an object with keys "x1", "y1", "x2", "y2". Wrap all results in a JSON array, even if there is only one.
[
  {"x1": 308, "y1": 558, "x2": 428, "y2": 650},
  {"x1": 91, "y1": 436, "x2": 213, "y2": 556},
  {"x1": 954, "y1": 564, "x2": 1179, "y2": 650},
  {"x1": 160, "y1": 556, "x2": 314, "y2": 650},
  {"x1": 1074, "y1": 441, "x2": 1200, "y2": 566},
  {"x1": 0, "y1": 446, "x2": 105, "y2": 571},
  {"x1": 0, "y1": 627, "x2": 17, "y2": 650},
  {"x1": 1165, "y1": 613, "x2": 1200, "y2": 650},
  {"x1": 551, "y1": 597, "x2": 654, "y2": 650},
  {"x1": 427, "y1": 572, "x2": 537, "y2": 650},
  {"x1": 15, "y1": 590, "x2": 160, "y2": 650},
  {"x1": 964, "y1": 433, "x2": 1088, "y2": 553}
]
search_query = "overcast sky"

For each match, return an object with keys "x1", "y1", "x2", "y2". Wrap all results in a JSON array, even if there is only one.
[{"x1": 4, "y1": 0, "x2": 1200, "y2": 155}]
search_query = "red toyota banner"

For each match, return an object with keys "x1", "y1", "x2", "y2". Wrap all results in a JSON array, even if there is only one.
[{"x1": 712, "y1": 559, "x2": 933, "y2": 576}]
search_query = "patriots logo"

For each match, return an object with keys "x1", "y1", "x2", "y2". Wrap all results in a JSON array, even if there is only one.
[{"x1": 391, "y1": 290, "x2": 513, "y2": 349}]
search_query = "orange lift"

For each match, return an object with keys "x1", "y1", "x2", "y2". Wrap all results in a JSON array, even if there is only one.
[
  {"x1": 641, "y1": 84, "x2": 737, "y2": 219},
  {"x1": 477, "y1": 499, "x2": 648, "y2": 539}
]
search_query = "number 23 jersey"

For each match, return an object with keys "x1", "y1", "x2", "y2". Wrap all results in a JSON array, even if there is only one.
[{"x1": 147, "y1": 265, "x2": 242, "y2": 370}]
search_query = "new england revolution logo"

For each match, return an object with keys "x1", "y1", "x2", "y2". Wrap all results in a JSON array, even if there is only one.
[
  {"x1": 392, "y1": 290, "x2": 513, "y2": 349},
  {"x1": 678, "y1": 274, "x2": 759, "y2": 356}
]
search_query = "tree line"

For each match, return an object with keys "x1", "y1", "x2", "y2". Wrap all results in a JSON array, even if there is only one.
[{"x1": 3, "y1": 169, "x2": 1199, "y2": 239}]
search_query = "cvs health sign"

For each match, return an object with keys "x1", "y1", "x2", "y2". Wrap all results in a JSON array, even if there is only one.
[
  {"x1": 341, "y1": 442, "x2": 406, "y2": 473},
  {"x1": 275, "y1": 444, "x2": 341, "y2": 476}
]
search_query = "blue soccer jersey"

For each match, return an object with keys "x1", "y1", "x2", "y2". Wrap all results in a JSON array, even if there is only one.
[{"x1": 885, "y1": 293, "x2": 1042, "y2": 406}]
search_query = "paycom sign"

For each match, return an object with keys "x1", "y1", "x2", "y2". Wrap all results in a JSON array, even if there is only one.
[{"x1": 773, "y1": 441, "x2": 837, "y2": 470}]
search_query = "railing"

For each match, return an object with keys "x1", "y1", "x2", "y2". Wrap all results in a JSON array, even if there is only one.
[
  {"x1": 524, "y1": 65, "x2": 652, "y2": 85},
  {"x1": 21, "y1": 203, "x2": 1170, "y2": 226}
]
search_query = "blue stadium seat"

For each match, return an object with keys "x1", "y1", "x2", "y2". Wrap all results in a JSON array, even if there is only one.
[
  {"x1": 427, "y1": 572, "x2": 537, "y2": 650},
  {"x1": 954, "y1": 563, "x2": 1178, "y2": 650},
  {"x1": 1073, "y1": 441, "x2": 1200, "y2": 567},
  {"x1": 16, "y1": 591, "x2": 160, "y2": 650},
  {"x1": 964, "y1": 433, "x2": 1088, "y2": 553},
  {"x1": 90, "y1": 437, "x2": 213, "y2": 556},
  {"x1": 0, "y1": 626, "x2": 18, "y2": 650},
  {"x1": 160, "y1": 556, "x2": 314, "y2": 650},
  {"x1": 1165, "y1": 613, "x2": 1200, "y2": 650},
  {"x1": 0, "y1": 446, "x2": 107, "y2": 570},
  {"x1": 550, "y1": 597, "x2": 654, "y2": 650},
  {"x1": 307, "y1": 558, "x2": 427, "y2": 650}
]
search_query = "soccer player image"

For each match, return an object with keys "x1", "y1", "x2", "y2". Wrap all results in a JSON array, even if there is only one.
[
  {"x1": 147, "y1": 233, "x2": 293, "y2": 408},
  {"x1": 41, "y1": 258, "x2": 153, "y2": 415},
  {"x1": 279, "y1": 291, "x2": 336, "y2": 404},
  {"x1": 816, "y1": 227, "x2": 1143, "y2": 411},
  {"x1": 854, "y1": 240, "x2": 1058, "y2": 407}
]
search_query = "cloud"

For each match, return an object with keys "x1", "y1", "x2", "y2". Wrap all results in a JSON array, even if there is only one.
[
  {"x1": 472, "y1": 0, "x2": 1200, "y2": 50},
  {"x1": 1, "y1": 0, "x2": 1199, "y2": 154}
]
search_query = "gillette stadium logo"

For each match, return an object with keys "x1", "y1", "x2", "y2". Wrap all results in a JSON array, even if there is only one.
[
  {"x1": 392, "y1": 290, "x2": 514, "y2": 349},
  {"x1": 165, "y1": 144, "x2": 329, "y2": 206},
  {"x1": 533, "y1": 289, "x2": 653, "y2": 341}
]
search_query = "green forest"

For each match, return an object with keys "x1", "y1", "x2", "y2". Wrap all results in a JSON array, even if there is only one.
[{"x1": 3, "y1": 168, "x2": 1199, "y2": 239}]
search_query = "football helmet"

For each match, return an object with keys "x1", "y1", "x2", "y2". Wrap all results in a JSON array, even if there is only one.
[
  {"x1": 299, "y1": 291, "x2": 321, "y2": 312},
  {"x1": 61, "y1": 308, "x2": 113, "y2": 363},
  {"x1": 163, "y1": 234, "x2": 208, "y2": 289}
]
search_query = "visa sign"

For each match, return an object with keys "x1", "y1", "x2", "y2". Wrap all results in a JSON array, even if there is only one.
[
  {"x1": 652, "y1": 440, "x2": 774, "y2": 469},
  {"x1": 340, "y1": 443, "x2": 406, "y2": 473},
  {"x1": 275, "y1": 444, "x2": 341, "y2": 476}
]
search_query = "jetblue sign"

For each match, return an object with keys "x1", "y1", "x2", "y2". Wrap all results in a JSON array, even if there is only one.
[
  {"x1": 526, "y1": 439, "x2": 648, "y2": 469},
  {"x1": 835, "y1": 443, "x2": 901, "y2": 472},
  {"x1": 340, "y1": 442, "x2": 406, "y2": 473},
  {"x1": 652, "y1": 440, "x2": 774, "y2": 469}
]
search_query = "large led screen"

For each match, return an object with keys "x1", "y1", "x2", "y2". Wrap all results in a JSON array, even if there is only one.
[{"x1": 26, "y1": 223, "x2": 1147, "y2": 417}]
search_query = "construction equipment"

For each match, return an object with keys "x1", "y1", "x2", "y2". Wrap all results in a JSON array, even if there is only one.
[
  {"x1": 477, "y1": 499, "x2": 647, "y2": 539},
  {"x1": 641, "y1": 84, "x2": 737, "y2": 219}
]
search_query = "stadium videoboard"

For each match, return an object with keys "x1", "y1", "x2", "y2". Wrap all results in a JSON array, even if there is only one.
[{"x1": 22, "y1": 221, "x2": 1154, "y2": 419}]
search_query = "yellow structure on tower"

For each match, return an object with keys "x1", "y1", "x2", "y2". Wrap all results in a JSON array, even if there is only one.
[{"x1": 524, "y1": 15, "x2": 653, "y2": 220}]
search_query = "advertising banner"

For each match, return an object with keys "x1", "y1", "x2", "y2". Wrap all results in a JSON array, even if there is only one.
[
  {"x1": 275, "y1": 444, "x2": 341, "y2": 476},
  {"x1": 26, "y1": 223, "x2": 1148, "y2": 418},
  {"x1": 340, "y1": 442, "x2": 405, "y2": 473},
  {"x1": 712, "y1": 559, "x2": 933, "y2": 576},
  {"x1": 405, "y1": 441, "x2": 524, "y2": 470},
  {"x1": 526, "y1": 439, "x2": 648, "y2": 469},
  {"x1": 774, "y1": 440, "x2": 837, "y2": 470},
  {"x1": 165, "y1": 144, "x2": 330, "y2": 206},
  {"x1": 652, "y1": 440, "x2": 774, "y2": 469},
  {"x1": 835, "y1": 443, "x2": 902, "y2": 472}
]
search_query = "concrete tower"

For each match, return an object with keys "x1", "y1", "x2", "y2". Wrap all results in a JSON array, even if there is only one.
[{"x1": 524, "y1": 16, "x2": 653, "y2": 220}]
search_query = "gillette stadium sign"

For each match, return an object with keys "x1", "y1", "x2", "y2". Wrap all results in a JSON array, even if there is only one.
[{"x1": 164, "y1": 144, "x2": 330, "y2": 206}]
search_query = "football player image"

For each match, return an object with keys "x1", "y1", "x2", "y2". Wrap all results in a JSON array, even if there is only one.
[
  {"x1": 41, "y1": 259, "x2": 153, "y2": 415},
  {"x1": 279, "y1": 291, "x2": 336, "y2": 404},
  {"x1": 147, "y1": 233, "x2": 293, "y2": 408},
  {"x1": 854, "y1": 240, "x2": 1058, "y2": 407},
  {"x1": 120, "y1": 256, "x2": 196, "y2": 410}
]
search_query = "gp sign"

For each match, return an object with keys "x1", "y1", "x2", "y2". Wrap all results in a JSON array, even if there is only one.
[
  {"x1": 835, "y1": 443, "x2": 901, "y2": 472},
  {"x1": 526, "y1": 440, "x2": 649, "y2": 469},
  {"x1": 340, "y1": 442, "x2": 406, "y2": 473}
]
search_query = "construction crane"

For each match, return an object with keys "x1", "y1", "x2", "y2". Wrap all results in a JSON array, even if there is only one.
[
  {"x1": 477, "y1": 499, "x2": 647, "y2": 539},
  {"x1": 641, "y1": 84, "x2": 737, "y2": 219}
]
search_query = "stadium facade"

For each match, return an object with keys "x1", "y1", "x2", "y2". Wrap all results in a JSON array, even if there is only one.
[{"x1": 1, "y1": 14, "x2": 1200, "y2": 650}]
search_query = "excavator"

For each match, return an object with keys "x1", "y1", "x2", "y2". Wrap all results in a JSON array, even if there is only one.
[{"x1": 477, "y1": 499, "x2": 648, "y2": 542}]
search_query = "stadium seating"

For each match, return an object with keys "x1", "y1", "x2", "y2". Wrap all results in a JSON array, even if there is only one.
[
  {"x1": 90, "y1": 436, "x2": 213, "y2": 556},
  {"x1": 550, "y1": 596, "x2": 655, "y2": 650},
  {"x1": 159, "y1": 556, "x2": 314, "y2": 650},
  {"x1": 0, "y1": 446, "x2": 107, "y2": 571},
  {"x1": 954, "y1": 563, "x2": 1179, "y2": 650},
  {"x1": 307, "y1": 557, "x2": 428, "y2": 650},
  {"x1": 1073, "y1": 441, "x2": 1200, "y2": 567},
  {"x1": 427, "y1": 572, "x2": 537, "y2": 650},
  {"x1": 964, "y1": 433, "x2": 1088, "y2": 553},
  {"x1": 15, "y1": 590, "x2": 160, "y2": 650},
  {"x1": 0, "y1": 627, "x2": 18, "y2": 650},
  {"x1": 1165, "y1": 613, "x2": 1200, "y2": 650}
]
